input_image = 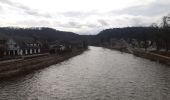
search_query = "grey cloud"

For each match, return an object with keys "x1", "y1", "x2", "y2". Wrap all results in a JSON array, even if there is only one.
[
  {"x1": 0, "y1": 0, "x2": 13, "y2": 5},
  {"x1": 68, "y1": 22, "x2": 79, "y2": 27},
  {"x1": 65, "y1": 21, "x2": 82, "y2": 28},
  {"x1": 24, "y1": 9, "x2": 51, "y2": 18},
  {"x1": 61, "y1": 11, "x2": 100, "y2": 18},
  {"x1": 0, "y1": 0, "x2": 168, "y2": 35},
  {"x1": 0, "y1": 0, "x2": 51, "y2": 18},
  {"x1": 86, "y1": 24, "x2": 99, "y2": 28},
  {"x1": 116, "y1": 16, "x2": 157, "y2": 27},
  {"x1": 55, "y1": 21, "x2": 82, "y2": 29},
  {"x1": 62, "y1": 12, "x2": 85, "y2": 17},
  {"x1": 0, "y1": 5, "x2": 3, "y2": 11},
  {"x1": 111, "y1": 1, "x2": 170, "y2": 17},
  {"x1": 130, "y1": 17, "x2": 148, "y2": 26},
  {"x1": 56, "y1": 21, "x2": 101, "y2": 30},
  {"x1": 16, "y1": 20, "x2": 51, "y2": 27},
  {"x1": 98, "y1": 19, "x2": 109, "y2": 26}
]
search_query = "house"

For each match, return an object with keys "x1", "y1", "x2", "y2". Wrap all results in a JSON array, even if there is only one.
[
  {"x1": 19, "y1": 42, "x2": 41, "y2": 55},
  {"x1": 110, "y1": 38, "x2": 127, "y2": 48},
  {"x1": 5, "y1": 38, "x2": 41, "y2": 56},
  {"x1": 49, "y1": 45, "x2": 66, "y2": 54},
  {"x1": 130, "y1": 39, "x2": 139, "y2": 48},
  {"x1": 49, "y1": 40, "x2": 67, "y2": 54},
  {"x1": 6, "y1": 39, "x2": 20, "y2": 56},
  {"x1": 0, "y1": 40, "x2": 7, "y2": 58},
  {"x1": 49, "y1": 40, "x2": 87, "y2": 54},
  {"x1": 68, "y1": 41, "x2": 86, "y2": 49}
]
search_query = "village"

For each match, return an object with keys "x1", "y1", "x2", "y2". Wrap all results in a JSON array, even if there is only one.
[
  {"x1": 0, "y1": 38, "x2": 87, "y2": 61},
  {"x1": 99, "y1": 37, "x2": 170, "y2": 66},
  {"x1": 0, "y1": 37, "x2": 88, "y2": 79}
]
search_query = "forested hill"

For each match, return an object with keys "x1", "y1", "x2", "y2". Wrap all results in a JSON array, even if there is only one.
[
  {"x1": 0, "y1": 27, "x2": 82, "y2": 42},
  {"x1": 97, "y1": 27, "x2": 170, "y2": 41},
  {"x1": 94, "y1": 26, "x2": 170, "y2": 51}
]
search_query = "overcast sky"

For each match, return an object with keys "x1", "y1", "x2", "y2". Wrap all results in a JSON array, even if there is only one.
[{"x1": 0, "y1": 0, "x2": 169, "y2": 34}]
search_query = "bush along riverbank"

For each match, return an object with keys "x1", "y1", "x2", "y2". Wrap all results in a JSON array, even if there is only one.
[{"x1": 0, "y1": 49, "x2": 87, "y2": 79}]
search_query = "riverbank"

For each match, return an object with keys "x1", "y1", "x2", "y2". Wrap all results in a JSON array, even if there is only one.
[
  {"x1": 0, "y1": 49, "x2": 86, "y2": 79},
  {"x1": 104, "y1": 45, "x2": 170, "y2": 66},
  {"x1": 133, "y1": 49, "x2": 170, "y2": 66}
]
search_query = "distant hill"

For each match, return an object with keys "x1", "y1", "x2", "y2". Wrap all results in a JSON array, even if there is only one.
[
  {"x1": 97, "y1": 27, "x2": 156, "y2": 40},
  {"x1": 80, "y1": 35, "x2": 99, "y2": 46},
  {"x1": 95, "y1": 27, "x2": 170, "y2": 51},
  {"x1": 0, "y1": 27, "x2": 82, "y2": 42}
]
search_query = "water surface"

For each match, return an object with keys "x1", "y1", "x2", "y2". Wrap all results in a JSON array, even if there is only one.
[{"x1": 0, "y1": 46, "x2": 170, "y2": 100}]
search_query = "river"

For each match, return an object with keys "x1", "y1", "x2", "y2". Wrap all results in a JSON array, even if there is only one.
[{"x1": 0, "y1": 46, "x2": 170, "y2": 100}]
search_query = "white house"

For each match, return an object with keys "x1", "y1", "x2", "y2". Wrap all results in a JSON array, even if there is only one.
[
  {"x1": 6, "y1": 39, "x2": 20, "y2": 56},
  {"x1": 6, "y1": 38, "x2": 41, "y2": 56}
]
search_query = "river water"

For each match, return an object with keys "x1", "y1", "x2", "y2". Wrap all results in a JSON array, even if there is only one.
[{"x1": 0, "y1": 46, "x2": 170, "y2": 100}]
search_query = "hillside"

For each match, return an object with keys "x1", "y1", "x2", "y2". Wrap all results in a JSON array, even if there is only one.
[
  {"x1": 96, "y1": 27, "x2": 170, "y2": 51},
  {"x1": 0, "y1": 27, "x2": 82, "y2": 42}
]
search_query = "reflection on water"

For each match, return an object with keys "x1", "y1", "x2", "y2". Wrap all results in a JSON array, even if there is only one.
[{"x1": 0, "y1": 46, "x2": 170, "y2": 100}]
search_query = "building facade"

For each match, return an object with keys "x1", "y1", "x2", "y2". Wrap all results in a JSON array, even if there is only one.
[
  {"x1": 0, "y1": 40, "x2": 7, "y2": 58},
  {"x1": 1, "y1": 38, "x2": 41, "y2": 57}
]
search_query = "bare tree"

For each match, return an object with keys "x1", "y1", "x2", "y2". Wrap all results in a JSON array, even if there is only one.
[
  {"x1": 162, "y1": 16, "x2": 170, "y2": 28},
  {"x1": 161, "y1": 15, "x2": 170, "y2": 52}
]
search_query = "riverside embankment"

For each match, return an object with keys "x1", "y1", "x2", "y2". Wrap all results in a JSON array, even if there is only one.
[
  {"x1": 104, "y1": 45, "x2": 170, "y2": 66},
  {"x1": 133, "y1": 49, "x2": 170, "y2": 66},
  {"x1": 0, "y1": 49, "x2": 86, "y2": 79}
]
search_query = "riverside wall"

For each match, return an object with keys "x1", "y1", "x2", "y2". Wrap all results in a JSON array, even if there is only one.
[{"x1": 0, "y1": 49, "x2": 86, "y2": 79}]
